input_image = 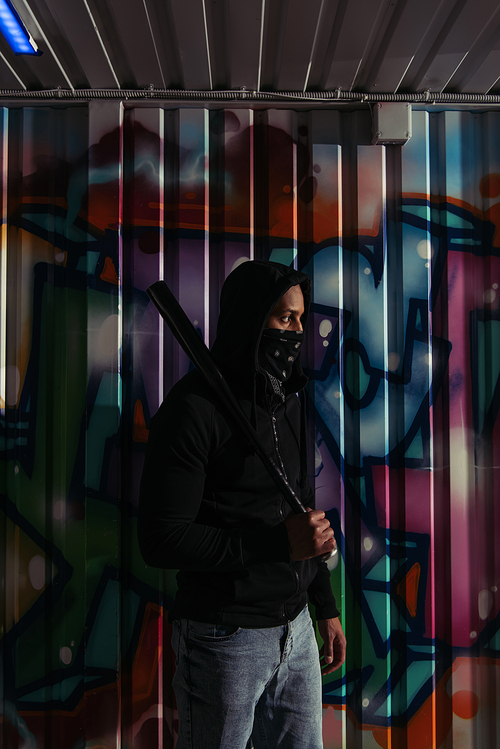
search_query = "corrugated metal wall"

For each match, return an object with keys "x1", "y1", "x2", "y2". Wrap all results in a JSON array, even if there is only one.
[{"x1": 1, "y1": 102, "x2": 499, "y2": 749}]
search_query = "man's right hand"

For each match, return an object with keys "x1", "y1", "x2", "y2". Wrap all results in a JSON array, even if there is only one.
[{"x1": 284, "y1": 508, "x2": 335, "y2": 561}]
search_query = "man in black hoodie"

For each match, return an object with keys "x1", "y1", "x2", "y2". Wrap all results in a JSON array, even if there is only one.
[{"x1": 138, "y1": 260, "x2": 346, "y2": 749}]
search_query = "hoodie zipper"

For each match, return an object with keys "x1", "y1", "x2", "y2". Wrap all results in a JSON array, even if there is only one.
[
  {"x1": 270, "y1": 406, "x2": 300, "y2": 619},
  {"x1": 271, "y1": 411, "x2": 288, "y2": 522}
]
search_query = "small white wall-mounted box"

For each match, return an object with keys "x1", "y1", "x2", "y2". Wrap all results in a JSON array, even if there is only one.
[{"x1": 371, "y1": 102, "x2": 412, "y2": 145}]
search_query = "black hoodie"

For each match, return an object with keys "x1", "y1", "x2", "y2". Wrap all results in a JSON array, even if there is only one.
[{"x1": 138, "y1": 260, "x2": 339, "y2": 627}]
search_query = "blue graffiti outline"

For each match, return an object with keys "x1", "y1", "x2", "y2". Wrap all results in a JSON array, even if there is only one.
[
  {"x1": 295, "y1": 197, "x2": 499, "y2": 725},
  {"x1": 3, "y1": 191, "x2": 499, "y2": 730}
]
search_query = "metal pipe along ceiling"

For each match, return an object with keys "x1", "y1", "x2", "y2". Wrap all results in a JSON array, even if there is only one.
[{"x1": 0, "y1": 87, "x2": 500, "y2": 104}]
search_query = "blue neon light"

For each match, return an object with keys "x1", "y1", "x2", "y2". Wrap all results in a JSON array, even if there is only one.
[{"x1": 0, "y1": 0, "x2": 41, "y2": 55}]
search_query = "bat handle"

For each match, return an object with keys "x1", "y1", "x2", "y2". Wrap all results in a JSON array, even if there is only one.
[{"x1": 320, "y1": 548, "x2": 338, "y2": 561}]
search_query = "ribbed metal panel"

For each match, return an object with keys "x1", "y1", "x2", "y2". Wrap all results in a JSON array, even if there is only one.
[
  {"x1": 0, "y1": 103, "x2": 499, "y2": 748},
  {"x1": 2, "y1": 0, "x2": 500, "y2": 96}
]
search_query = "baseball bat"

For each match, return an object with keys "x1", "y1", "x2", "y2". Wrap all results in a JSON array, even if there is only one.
[{"x1": 147, "y1": 280, "x2": 336, "y2": 560}]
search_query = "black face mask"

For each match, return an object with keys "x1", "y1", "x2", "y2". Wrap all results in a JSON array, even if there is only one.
[{"x1": 259, "y1": 328, "x2": 304, "y2": 382}]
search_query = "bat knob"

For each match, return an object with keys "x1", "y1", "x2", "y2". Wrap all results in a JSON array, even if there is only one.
[
  {"x1": 319, "y1": 547, "x2": 339, "y2": 571},
  {"x1": 319, "y1": 547, "x2": 337, "y2": 562}
]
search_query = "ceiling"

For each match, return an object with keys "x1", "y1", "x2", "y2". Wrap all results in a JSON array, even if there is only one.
[{"x1": 1, "y1": 0, "x2": 500, "y2": 103}]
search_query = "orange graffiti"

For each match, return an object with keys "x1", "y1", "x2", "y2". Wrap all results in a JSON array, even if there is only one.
[
  {"x1": 452, "y1": 689, "x2": 479, "y2": 720},
  {"x1": 479, "y1": 173, "x2": 500, "y2": 199},
  {"x1": 100, "y1": 257, "x2": 119, "y2": 285},
  {"x1": 373, "y1": 673, "x2": 453, "y2": 749},
  {"x1": 133, "y1": 400, "x2": 149, "y2": 443},
  {"x1": 397, "y1": 562, "x2": 421, "y2": 618}
]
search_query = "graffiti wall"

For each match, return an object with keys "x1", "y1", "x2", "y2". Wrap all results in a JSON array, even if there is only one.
[{"x1": 0, "y1": 102, "x2": 499, "y2": 748}]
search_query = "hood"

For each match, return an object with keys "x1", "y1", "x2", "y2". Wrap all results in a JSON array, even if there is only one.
[{"x1": 211, "y1": 260, "x2": 311, "y2": 395}]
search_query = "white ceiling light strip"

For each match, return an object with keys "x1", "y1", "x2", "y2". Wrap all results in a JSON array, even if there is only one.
[
  {"x1": 17, "y1": 0, "x2": 74, "y2": 89},
  {"x1": 303, "y1": 0, "x2": 328, "y2": 91},
  {"x1": 394, "y1": 55, "x2": 415, "y2": 94},
  {"x1": 201, "y1": 0, "x2": 213, "y2": 90},
  {"x1": 0, "y1": 49, "x2": 26, "y2": 89},
  {"x1": 81, "y1": 0, "x2": 121, "y2": 89},
  {"x1": 142, "y1": 0, "x2": 166, "y2": 89},
  {"x1": 257, "y1": 0, "x2": 266, "y2": 92}
]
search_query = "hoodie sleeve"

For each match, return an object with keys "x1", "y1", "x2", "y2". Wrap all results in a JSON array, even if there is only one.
[
  {"x1": 308, "y1": 561, "x2": 340, "y2": 620},
  {"x1": 300, "y1": 482, "x2": 341, "y2": 619},
  {"x1": 138, "y1": 383, "x2": 291, "y2": 572}
]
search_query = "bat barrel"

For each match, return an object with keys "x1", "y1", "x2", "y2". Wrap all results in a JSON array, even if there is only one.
[{"x1": 147, "y1": 281, "x2": 308, "y2": 515}]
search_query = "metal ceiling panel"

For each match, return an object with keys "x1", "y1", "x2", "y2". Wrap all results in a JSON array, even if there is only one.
[
  {"x1": 359, "y1": 0, "x2": 443, "y2": 93},
  {"x1": 275, "y1": 0, "x2": 325, "y2": 91},
  {"x1": 305, "y1": 0, "x2": 344, "y2": 90},
  {"x1": 107, "y1": 0, "x2": 165, "y2": 88},
  {"x1": 259, "y1": 0, "x2": 289, "y2": 90},
  {"x1": 462, "y1": 48, "x2": 500, "y2": 94},
  {"x1": 396, "y1": 0, "x2": 462, "y2": 92},
  {"x1": 445, "y1": 5, "x2": 500, "y2": 93},
  {"x1": 35, "y1": 0, "x2": 117, "y2": 88},
  {"x1": 350, "y1": 0, "x2": 408, "y2": 91},
  {"x1": 0, "y1": 35, "x2": 37, "y2": 88},
  {"x1": 205, "y1": 0, "x2": 231, "y2": 88},
  {"x1": 170, "y1": 0, "x2": 212, "y2": 89},
  {"x1": 0, "y1": 50, "x2": 26, "y2": 88},
  {"x1": 1, "y1": 0, "x2": 500, "y2": 97},
  {"x1": 226, "y1": 0, "x2": 262, "y2": 90},
  {"x1": 145, "y1": 0, "x2": 183, "y2": 88},
  {"x1": 5, "y1": 0, "x2": 77, "y2": 88},
  {"x1": 409, "y1": 0, "x2": 500, "y2": 92},
  {"x1": 85, "y1": 0, "x2": 137, "y2": 87},
  {"x1": 322, "y1": 0, "x2": 388, "y2": 91}
]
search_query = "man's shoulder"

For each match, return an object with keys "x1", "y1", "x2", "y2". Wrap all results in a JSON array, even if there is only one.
[
  {"x1": 168, "y1": 369, "x2": 214, "y2": 399},
  {"x1": 164, "y1": 370, "x2": 216, "y2": 408},
  {"x1": 152, "y1": 370, "x2": 217, "y2": 425}
]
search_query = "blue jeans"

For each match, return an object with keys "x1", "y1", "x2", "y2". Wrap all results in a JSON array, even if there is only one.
[{"x1": 171, "y1": 606, "x2": 323, "y2": 749}]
